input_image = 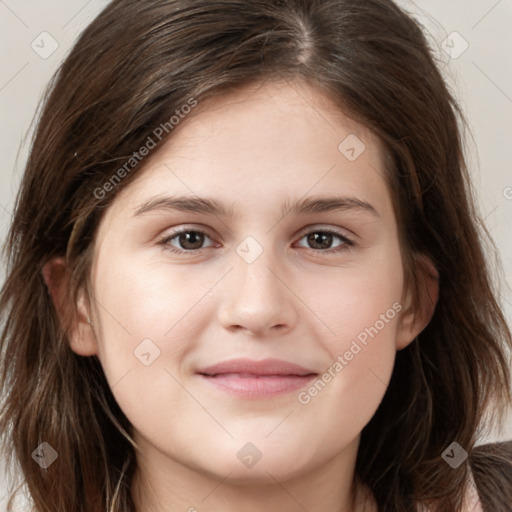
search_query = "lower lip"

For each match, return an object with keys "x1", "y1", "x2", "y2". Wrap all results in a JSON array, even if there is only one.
[{"x1": 198, "y1": 373, "x2": 317, "y2": 399}]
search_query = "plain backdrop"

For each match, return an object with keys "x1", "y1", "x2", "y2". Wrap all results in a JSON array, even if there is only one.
[{"x1": 1, "y1": 0, "x2": 511, "y2": 509}]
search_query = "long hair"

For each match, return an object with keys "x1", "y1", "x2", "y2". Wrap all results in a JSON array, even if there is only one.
[{"x1": 1, "y1": 1, "x2": 511, "y2": 511}]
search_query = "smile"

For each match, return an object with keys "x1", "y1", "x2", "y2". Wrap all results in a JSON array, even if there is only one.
[{"x1": 196, "y1": 358, "x2": 318, "y2": 399}]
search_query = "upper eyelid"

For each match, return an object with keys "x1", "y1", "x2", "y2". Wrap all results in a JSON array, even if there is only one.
[{"x1": 162, "y1": 223, "x2": 353, "y2": 237}]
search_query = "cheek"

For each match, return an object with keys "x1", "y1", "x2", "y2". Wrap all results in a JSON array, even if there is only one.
[
  {"x1": 91, "y1": 257, "x2": 217, "y2": 385},
  {"x1": 293, "y1": 248, "x2": 403, "y2": 415},
  {"x1": 322, "y1": 282, "x2": 403, "y2": 365},
  {"x1": 304, "y1": 247, "x2": 404, "y2": 354},
  {"x1": 291, "y1": 270, "x2": 403, "y2": 456},
  {"x1": 90, "y1": 258, "x2": 220, "y2": 445},
  {"x1": 300, "y1": 278, "x2": 401, "y2": 411},
  {"x1": 290, "y1": 342, "x2": 396, "y2": 469}
]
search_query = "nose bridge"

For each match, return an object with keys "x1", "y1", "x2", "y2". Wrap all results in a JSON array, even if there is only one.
[
  {"x1": 217, "y1": 237, "x2": 297, "y2": 335},
  {"x1": 235, "y1": 245, "x2": 278, "y2": 298}
]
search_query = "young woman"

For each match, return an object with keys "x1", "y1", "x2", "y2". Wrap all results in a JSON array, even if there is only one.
[{"x1": 1, "y1": 1, "x2": 511, "y2": 511}]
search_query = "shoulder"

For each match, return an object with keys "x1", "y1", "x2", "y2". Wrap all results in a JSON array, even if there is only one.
[{"x1": 468, "y1": 440, "x2": 512, "y2": 512}]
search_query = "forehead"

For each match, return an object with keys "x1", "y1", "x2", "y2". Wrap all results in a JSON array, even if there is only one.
[
  {"x1": 99, "y1": 79, "x2": 392, "y2": 226},
  {"x1": 166, "y1": 78, "x2": 384, "y2": 161}
]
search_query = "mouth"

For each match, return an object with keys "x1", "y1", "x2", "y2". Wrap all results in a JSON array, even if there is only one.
[{"x1": 196, "y1": 358, "x2": 318, "y2": 399}]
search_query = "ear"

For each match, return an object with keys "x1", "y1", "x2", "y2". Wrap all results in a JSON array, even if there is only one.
[
  {"x1": 41, "y1": 256, "x2": 98, "y2": 356},
  {"x1": 396, "y1": 253, "x2": 439, "y2": 350}
]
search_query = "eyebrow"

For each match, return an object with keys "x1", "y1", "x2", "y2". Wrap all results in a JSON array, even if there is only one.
[{"x1": 133, "y1": 194, "x2": 379, "y2": 219}]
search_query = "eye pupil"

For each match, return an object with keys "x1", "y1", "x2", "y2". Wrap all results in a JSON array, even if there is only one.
[
  {"x1": 179, "y1": 231, "x2": 204, "y2": 250},
  {"x1": 307, "y1": 232, "x2": 333, "y2": 249}
]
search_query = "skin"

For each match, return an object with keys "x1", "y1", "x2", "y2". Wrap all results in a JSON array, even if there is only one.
[{"x1": 44, "y1": 79, "x2": 439, "y2": 512}]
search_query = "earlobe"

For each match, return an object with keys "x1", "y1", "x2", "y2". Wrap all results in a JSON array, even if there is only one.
[
  {"x1": 396, "y1": 253, "x2": 439, "y2": 350},
  {"x1": 41, "y1": 256, "x2": 98, "y2": 356}
]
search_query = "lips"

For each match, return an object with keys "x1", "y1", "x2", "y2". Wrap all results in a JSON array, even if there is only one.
[
  {"x1": 197, "y1": 358, "x2": 318, "y2": 398},
  {"x1": 198, "y1": 357, "x2": 316, "y2": 376}
]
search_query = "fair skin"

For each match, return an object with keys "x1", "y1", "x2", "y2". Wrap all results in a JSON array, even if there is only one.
[{"x1": 43, "y1": 79, "x2": 439, "y2": 512}]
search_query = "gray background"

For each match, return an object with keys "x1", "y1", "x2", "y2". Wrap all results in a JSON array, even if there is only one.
[{"x1": 1, "y1": 1, "x2": 511, "y2": 509}]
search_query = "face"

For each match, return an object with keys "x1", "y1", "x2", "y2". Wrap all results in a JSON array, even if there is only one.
[{"x1": 72, "y1": 79, "x2": 426, "y2": 484}]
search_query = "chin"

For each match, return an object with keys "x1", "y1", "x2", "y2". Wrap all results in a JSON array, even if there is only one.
[
  {"x1": 220, "y1": 459, "x2": 309, "y2": 485},
  {"x1": 194, "y1": 440, "x2": 317, "y2": 484}
]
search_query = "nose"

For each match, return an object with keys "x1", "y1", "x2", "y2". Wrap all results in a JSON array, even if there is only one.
[{"x1": 217, "y1": 247, "x2": 298, "y2": 337}]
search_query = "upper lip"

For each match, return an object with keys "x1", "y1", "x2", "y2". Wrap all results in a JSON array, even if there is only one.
[{"x1": 197, "y1": 358, "x2": 317, "y2": 376}]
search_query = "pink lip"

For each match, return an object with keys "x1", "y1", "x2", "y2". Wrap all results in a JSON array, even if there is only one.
[{"x1": 196, "y1": 358, "x2": 318, "y2": 399}]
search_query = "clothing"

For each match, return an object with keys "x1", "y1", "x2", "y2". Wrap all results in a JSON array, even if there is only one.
[
  {"x1": 469, "y1": 440, "x2": 512, "y2": 512},
  {"x1": 463, "y1": 466, "x2": 484, "y2": 512}
]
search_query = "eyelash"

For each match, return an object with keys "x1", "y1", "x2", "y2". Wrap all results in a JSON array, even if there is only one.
[{"x1": 158, "y1": 227, "x2": 355, "y2": 255}]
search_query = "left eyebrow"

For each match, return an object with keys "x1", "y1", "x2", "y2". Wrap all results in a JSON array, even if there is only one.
[
  {"x1": 283, "y1": 196, "x2": 379, "y2": 218},
  {"x1": 132, "y1": 194, "x2": 379, "y2": 219}
]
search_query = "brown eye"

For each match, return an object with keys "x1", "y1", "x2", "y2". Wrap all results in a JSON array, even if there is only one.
[
  {"x1": 160, "y1": 229, "x2": 216, "y2": 253},
  {"x1": 295, "y1": 229, "x2": 354, "y2": 254},
  {"x1": 175, "y1": 231, "x2": 206, "y2": 250},
  {"x1": 306, "y1": 232, "x2": 334, "y2": 250}
]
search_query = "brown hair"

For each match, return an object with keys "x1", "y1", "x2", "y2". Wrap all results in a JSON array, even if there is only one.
[{"x1": 1, "y1": 0, "x2": 511, "y2": 511}]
